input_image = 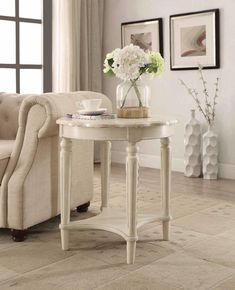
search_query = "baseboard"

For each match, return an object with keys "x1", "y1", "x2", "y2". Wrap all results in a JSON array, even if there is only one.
[
  {"x1": 111, "y1": 150, "x2": 184, "y2": 172},
  {"x1": 111, "y1": 150, "x2": 235, "y2": 180}
]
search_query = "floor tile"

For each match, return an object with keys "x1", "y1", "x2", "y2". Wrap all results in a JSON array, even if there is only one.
[
  {"x1": 185, "y1": 236, "x2": 235, "y2": 269},
  {"x1": 210, "y1": 274, "x2": 235, "y2": 290},
  {"x1": 0, "y1": 241, "x2": 74, "y2": 274},
  {"x1": 139, "y1": 225, "x2": 209, "y2": 250},
  {"x1": 0, "y1": 277, "x2": 67, "y2": 290},
  {"x1": 171, "y1": 195, "x2": 220, "y2": 219},
  {"x1": 96, "y1": 270, "x2": 182, "y2": 290},
  {"x1": 200, "y1": 202, "x2": 235, "y2": 220},
  {"x1": 173, "y1": 212, "x2": 235, "y2": 235},
  {"x1": 218, "y1": 228, "x2": 235, "y2": 241},
  {"x1": 0, "y1": 265, "x2": 18, "y2": 284},
  {"x1": 85, "y1": 239, "x2": 174, "y2": 271},
  {"x1": 16, "y1": 254, "x2": 128, "y2": 290},
  {"x1": 145, "y1": 252, "x2": 235, "y2": 290}
]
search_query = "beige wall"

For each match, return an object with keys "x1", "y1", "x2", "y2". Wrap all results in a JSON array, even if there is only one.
[{"x1": 103, "y1": 0, "x2": 235, "y2": 179}]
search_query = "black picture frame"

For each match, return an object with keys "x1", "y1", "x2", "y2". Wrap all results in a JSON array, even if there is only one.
[
  {"x1": 170, "y1": 9, "x2": 220, "y2": 70},
  {"x1": 121, "y1": 18, "x2": 163, "y2": 57}
]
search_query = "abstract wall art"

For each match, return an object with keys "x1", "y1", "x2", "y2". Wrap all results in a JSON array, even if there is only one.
[
  {"x1": 121, "y1": 18, "x2": 163, "y2": 56},
  {"x1": 170, "y1": 9, "x2": 219, "y2": 70}
]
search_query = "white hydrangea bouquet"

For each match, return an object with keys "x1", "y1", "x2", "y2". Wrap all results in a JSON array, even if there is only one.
[{"x1": 103, "y1": 44, "x2": 164, "y2": 118}]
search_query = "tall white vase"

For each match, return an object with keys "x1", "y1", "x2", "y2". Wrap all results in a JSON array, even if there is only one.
[
  {"x1": 202, "y1": 125, "x2": 218, "y2": 179},
  {"x1": 184, "y1": 109, "x2": 202, "y2": 177}
]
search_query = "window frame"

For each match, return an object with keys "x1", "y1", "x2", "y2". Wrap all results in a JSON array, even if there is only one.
[{"x1": 0, "y1": 0, "x2": 52, "y2": 93}]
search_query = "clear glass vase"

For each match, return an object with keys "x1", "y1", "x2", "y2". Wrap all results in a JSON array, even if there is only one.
[{"x1": 116, "y1": 79, "x2": 150, "y2": 118}]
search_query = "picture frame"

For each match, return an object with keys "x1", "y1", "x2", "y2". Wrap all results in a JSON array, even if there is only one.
[
  {"x1": 121, "y1": 18, "x2": 163, "y2": 56},
  {"x1": 170, "y1": 9, "x2": 220, "y2": 70}
]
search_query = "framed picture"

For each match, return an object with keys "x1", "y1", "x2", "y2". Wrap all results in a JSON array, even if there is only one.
[
  {"x1": 170, "y1": 9, "x2": 220, "y2": 70},
  {"x1": 121, "y1": 18, "x2": 163, "y2": 56}
]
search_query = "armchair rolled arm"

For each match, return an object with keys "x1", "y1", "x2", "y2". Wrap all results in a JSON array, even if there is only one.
[
  {"x1": 0, "y1": 91, "x2": 112, "y2": 227},
  {"x1": 19, "y1": 91, "x2": 113, "y2": 138}
]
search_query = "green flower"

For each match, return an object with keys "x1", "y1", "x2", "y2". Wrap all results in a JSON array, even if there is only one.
[
  {"x1": 103, "y1": 52, "x2": 115, "y2": 76},
  {"x1": 146, "y1": 51, "x2": 164, "y2": 76}
]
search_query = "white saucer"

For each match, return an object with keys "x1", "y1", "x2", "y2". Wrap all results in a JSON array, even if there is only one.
[{"x1": 77, "y1": 108, "x2": 107, "y2": 116}]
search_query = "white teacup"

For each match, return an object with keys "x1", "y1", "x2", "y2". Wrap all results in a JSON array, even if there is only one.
[{"x1": 77, "y1": 99, "x2": 102, "y2": 111}]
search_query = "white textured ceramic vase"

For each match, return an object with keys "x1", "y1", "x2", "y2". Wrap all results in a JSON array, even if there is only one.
[
  {"x1": 184, "y1": 109, "x2": 202, "y2": 177},
  {"x1": 202, "y1": 125, "x2": 218, "y2": 179}
]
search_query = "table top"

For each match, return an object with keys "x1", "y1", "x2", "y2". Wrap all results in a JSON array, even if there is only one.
[{"x1": 56, "y1": 116, "x2": 178, "y2": 128}]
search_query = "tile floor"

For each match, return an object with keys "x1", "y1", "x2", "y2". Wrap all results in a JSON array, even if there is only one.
[{"x1": 0, "y1": 164, "x2": 235, "y2": 290}]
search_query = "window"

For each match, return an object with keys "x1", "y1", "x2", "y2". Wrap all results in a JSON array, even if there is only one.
[{"x1": 0, "y1": 0, "x2": 52, "y2": 94}]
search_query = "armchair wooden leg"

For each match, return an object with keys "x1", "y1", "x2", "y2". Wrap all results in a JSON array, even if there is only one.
[
  {"x1": 76, "y1": 201, "x2": 90, "y2": 213},
  {"x1": 11, "y1": 229, "x2": 27, "y2": 242}
]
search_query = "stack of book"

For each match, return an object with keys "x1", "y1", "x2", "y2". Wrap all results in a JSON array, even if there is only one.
[{"x1": 66, "y1": 113, "x2": 116, "y2": 120}]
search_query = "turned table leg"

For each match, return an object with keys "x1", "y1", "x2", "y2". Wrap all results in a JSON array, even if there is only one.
[
  {"x1": 126, "y1": 141, "x2": 139, "y2": 264},
  {"x1": 160, "y1": 137, "x2": 172, "y2": 241},
  {"x1": 100, "y1": 141, "x2": 111, "y2": 210},
  {"x1": 60, "y1": 137, "x2": 72, "y2": 250}
]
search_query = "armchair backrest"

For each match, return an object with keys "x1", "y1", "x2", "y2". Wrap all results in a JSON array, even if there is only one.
[{"x1": 0, "y1": 93, "x2": 26, "y2": 140}]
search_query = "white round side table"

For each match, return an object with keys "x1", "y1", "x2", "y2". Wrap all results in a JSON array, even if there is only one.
[{"x1": 56, "y1": 116, "x2": 178, "y2": 264}]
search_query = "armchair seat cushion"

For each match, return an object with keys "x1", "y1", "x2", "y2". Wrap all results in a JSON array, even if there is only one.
[{"x1": 0, "y1": 140, "x2": 14, "y2": 183}]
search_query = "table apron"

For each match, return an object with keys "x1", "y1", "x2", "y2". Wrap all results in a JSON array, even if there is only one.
[{"x1": 60, "y1": 125, "x2": 174, "y2": 141}]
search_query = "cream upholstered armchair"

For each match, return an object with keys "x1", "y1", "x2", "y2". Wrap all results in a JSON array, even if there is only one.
[{"x1": 0, "y1": 92, "x2": 112, "y2": 241}]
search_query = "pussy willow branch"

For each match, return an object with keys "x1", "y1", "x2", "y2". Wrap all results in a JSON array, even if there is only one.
[
  {"x1": 212, "y1": 77, "x2": 219, "y2": 123},
  {"x1": 179, "y1": 79, "x2": 210, "y2": 124},
  {"x1": 180, "y1": 66, "x2": 219, "y2": 125},
  {"x1": 198, "y1": 66, "x2": 212, "y2": 121}
]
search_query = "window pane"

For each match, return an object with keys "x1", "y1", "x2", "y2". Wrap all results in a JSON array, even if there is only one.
[
  {"x1": 0, "y1": 0, "x2": 15, "y2": 17},
  {"x1": 19, "y1": 0, "x2": 42, "y2": 19},
  {"x1": 0, "y1": 20, "x2": 15, "y2": 64},
  {"x1": 0, "y1": 69, "x2": 16, "y2": 92},
  {"x1": 20, "y1": 22, "x2": 42, "y2": 64},
  {"x1": 20, "y1": 69, "x2": 42, "y2": 93}
]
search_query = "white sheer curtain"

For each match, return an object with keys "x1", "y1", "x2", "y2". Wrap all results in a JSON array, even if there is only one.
[{"x1": 52, "y1": 0, "x2": 104, "y2": 92}]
